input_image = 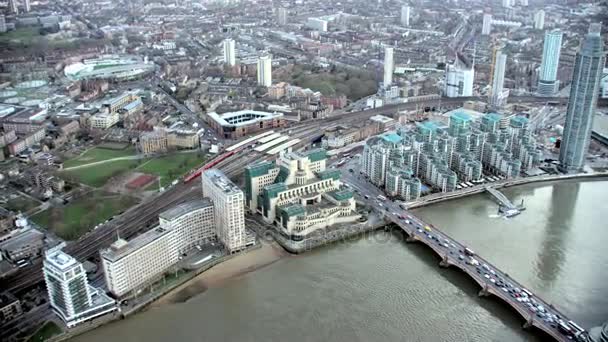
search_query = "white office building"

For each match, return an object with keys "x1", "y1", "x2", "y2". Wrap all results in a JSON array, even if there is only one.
[
  {"x1": 101, "y1": 227, "x2": 178, "y2": 298},
  {"x1": 445, "y1": 58, "x2": 474, "y2": 97},
  {"x1": 44, "y1": 247, "x2": 116, "y2": 327},
  {"x1": 401, "y1": 5, "x2": 410, "y2": 27},
  {"x1": 24, "y1": 0, "x2": 31, "y2": 12},
  {"x1": 223, "y1": 38, "x2": 236, "y2": 67},
  {"x1": 534, "y1": 10, "x2": 545, "y2": 30},
  {"x1": 159, "y1": 199, "x2": 216, "y2": 254},
  {"x1": 383, "y1": 47, "x2": 394, "y2": 87},
  {"x1": 101, "y1": 200, "x2": 216, "y2": 298},
  {"x1": 489, "y1": 50, "x2": 508, "y2": 107},
  {"x1": 202, "y1": 169, "x2": 253, "y2": 253},
  {"x1": 482, "y1": 14, "x2": 492, "y2": 35},
  {"x1": 257, "y1": 55, "x2": 272, "y2": 87},
  {"x1": 538, "y1": 29, "x2": 563, "y2": 96}
]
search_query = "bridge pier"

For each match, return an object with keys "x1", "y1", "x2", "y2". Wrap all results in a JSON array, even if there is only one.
[
  {"x1": 406, "y1": 235, "x2": 418, "y2": 243},
  {"x1": 478, "y1": 284, "x2": 490, "y2": 297},
  {"x1": 439, "y1": 256, "x2": 451, "y2": 268},
  {"x1": 523, "y1": 316, "x2": 534, "y2": 329}
]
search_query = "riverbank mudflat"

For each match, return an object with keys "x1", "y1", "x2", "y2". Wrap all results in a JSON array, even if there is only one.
[{"x1": 153, "y1": 241, "x2": 288, "y2": 306}]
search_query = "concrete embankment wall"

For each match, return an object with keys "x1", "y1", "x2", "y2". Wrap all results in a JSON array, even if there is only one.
[{"x1": 406, "y1": 172, "x2": 608, "y2": 209}]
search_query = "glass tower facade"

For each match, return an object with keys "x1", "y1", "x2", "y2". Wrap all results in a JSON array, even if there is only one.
[
  {"x1": 538, "y1": 29, "x2": 563, "y2": 96},
  {"x1": 559, "y1": 24, "x2": 605, "y2": 172}
]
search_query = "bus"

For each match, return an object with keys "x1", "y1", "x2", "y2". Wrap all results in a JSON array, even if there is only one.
[
  {"x1": 522, "y1": 288, "x2": 533, "y2": 297},
  {"x1": 568, "y1": 321, "x2": 585, "y2": 335},
  {"x1": 464, "y1": 248, "x2": 476, "y2": 256},
  {"x1": 377, "y1": 195, "x2": 387, "y2": 201},
  {"x1": 16, "y1": 259, "x2": 29, "y2": 268},
  {"x1": 558, "y1": 321, "x2": 573, "y2": 335}
]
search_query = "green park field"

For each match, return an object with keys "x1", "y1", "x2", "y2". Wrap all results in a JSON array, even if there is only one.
[{"x1": 30, "y1": 191, "x2": 138, "y2": 240}]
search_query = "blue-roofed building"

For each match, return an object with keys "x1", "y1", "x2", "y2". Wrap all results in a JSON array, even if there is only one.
[{"x1": 449, "y1": 110, "x2": 473, "y2": 136}]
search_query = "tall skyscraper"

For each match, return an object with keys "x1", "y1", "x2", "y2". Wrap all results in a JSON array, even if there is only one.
[
  {"x1": 445, "y1": 56, "x2": 474, "y2": 97},
  {"x1": 8, "y1": 0, "x2": 18, "y2": 14},
  {"x1": 482, "y1": 14, "x2": 493, "y2": 35},
  {"x1": 489, "y1": 49, "x2": 508, "y2": 107},
  {"x1": 538, "y1": 29, "x2": 563, "y2": 96},
  {"x1": 202, "y1": 169, "x2": 252, "y2": 252},
  {"x1": 534, "y1": 10, "x2": 545, "y2": 30},
  {"x1": 401, "y1": 5, "x2": 410, "y2": 27},
  {"x1": 256, "y1": 55, "x2": 272, "y2": 87},
  {"x1": 383, "y1": 47, "x2": 394, "y2": 87},
  {"x1": 558, "y1": 24, "x2": 605, "y2": 173},
  {"x1": 277, "y1": 7, "x2": 288, "y2": 26},
  {"x1": 43, "y1": 247, "x2": 116, "y2": 327},
  {"x1": 223, "y1": 38, "x2": 236, "y2": 67}
]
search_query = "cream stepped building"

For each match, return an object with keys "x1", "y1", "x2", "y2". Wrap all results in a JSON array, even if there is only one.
[
  {"x1": 101, "y1": 200, "x2": 216, "y2": 298},
  {"x1": 245, "y1": 149, "x2": 359, "y2": 237}
]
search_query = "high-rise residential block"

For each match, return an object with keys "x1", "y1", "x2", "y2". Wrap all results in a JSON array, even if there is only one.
[
  {"x1": 445, "y1": 57, "x2": 474, "y2": 97},
  {"x1": 489, "y1": 49, "x2": 508, "y2": 107},
  {"x1": 482, "y1": 14, "x2": 492, "y2": 35},
  {"x1": 223, "y1": 38, "x2": 236, "y2": 67},
  {"x1": 8, "y1": 0, "x2": 18, "y2": 14},
  {"x1": 401, "y1": 5, "x2": 410, "y2": 27},
  {"x1": 559, "y1": 24, "x2": 605, "y2": 172},
  {"x1": 534, "y1": 10, "x2": 545, "y2": 30},
  {"x1": 538, "y1": 29, "x2": 563, "y2": 96},
  {"x1": 44, "y1": 247, "x2": 116, "y2": 327},
  {"x1": 257, "y1": 55, "x2": 272, "y2": 87},
  {"x1": 277, "y1": 7, "x2": 287, "y2": 26},
  {"x1": 383, "y1": 47, "x2": 394, "y2": 87}
]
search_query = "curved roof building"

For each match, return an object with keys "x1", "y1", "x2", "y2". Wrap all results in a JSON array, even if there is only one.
[{"x1": 64, "y1": 55, "x2": 154, "y2": 81}]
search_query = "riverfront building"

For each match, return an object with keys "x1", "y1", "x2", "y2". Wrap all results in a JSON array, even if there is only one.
[
  {"x1": 44, "y1": 247, "x2": 116, "y2": 327},
  {"x1": 101, "y1": 227, "x2": 177, "y2": 298},
  {"x1": 101, "y1": 199, "x2": 218, "y2": 297},
  {"x1": 202, "y1": 169, "x2": 254, "y2": 252},
  {"x1": 245, "y1": 149, "x2": 360, "y2": 237},
  {"x1": 159, "y1": 199, "x2": 216, "y2": 254},
  {"x1": 361, "y1": 110, "x2": 542, "y2": 198},
  {"x1": 538, "y1": 30, "x2": 563, "y2": 96},
  {"x1": 559, "y1": 24, "x2": 605, "y2": 173}
]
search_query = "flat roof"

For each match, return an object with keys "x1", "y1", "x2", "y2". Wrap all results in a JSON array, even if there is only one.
[
  {"x1": 159, "y1": 199, "x2": 213, "y2": 221},
  {"x1": 44, "y1": 248, "x2": 78, "y2": 271},
  {"x1": 101, "y1": 226, "x2": 171, "y2": 263},
  {"x1": 0, "y1": 229, "x2": 43, "y2": 252},
  {"x1": 203, "y1": 169, "x2": 242, "y2": 195}
]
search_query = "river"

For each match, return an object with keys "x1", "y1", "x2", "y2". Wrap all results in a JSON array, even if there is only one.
[{"x1": 74, "y1": 180, "x2": 608, "y2": 342}]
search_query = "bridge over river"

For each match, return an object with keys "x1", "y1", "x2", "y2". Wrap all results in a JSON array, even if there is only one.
[{"x1": 375, "y1": 200, "x2": 587, "y2": 342}]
